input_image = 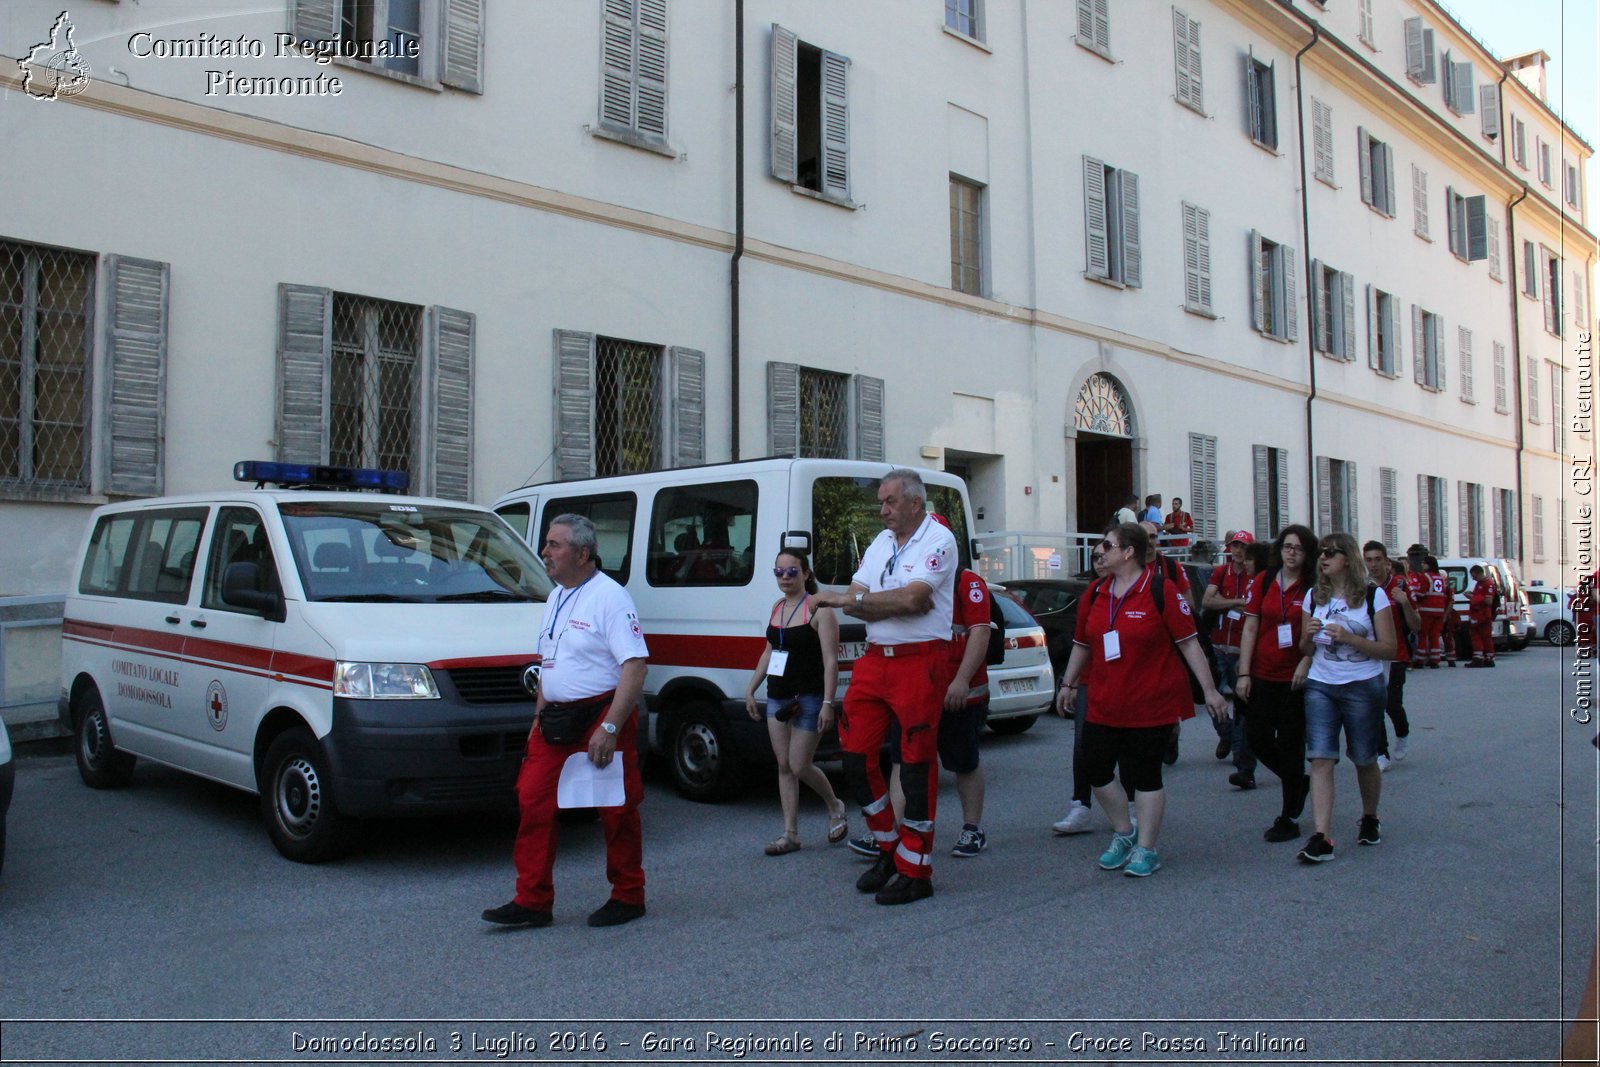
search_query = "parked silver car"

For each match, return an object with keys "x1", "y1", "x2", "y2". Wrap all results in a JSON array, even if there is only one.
[
  {"x1": 986, "y1": 586, "x2": 1056, "y2": 735},
  {"x1": 1525, "y1": 585, "x2": 1576, "y2": 646}
]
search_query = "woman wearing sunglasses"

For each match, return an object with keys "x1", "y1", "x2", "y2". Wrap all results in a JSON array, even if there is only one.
[
  {"x1": 1235, "y1": 524, "x2": 1317, "y2": 843},
  {"x1": 1055, "y1": 523, "x2": 1228, "y2": 877},
  {"x1": 1296, "y1": 532, "x2": 1396, "y2": 864},
  {"x1": 744, "y1": 550, "x2": 849, "y2": 855}
]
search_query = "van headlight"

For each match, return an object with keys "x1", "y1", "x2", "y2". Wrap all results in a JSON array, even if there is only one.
[{"x1": 334, "y1": 662, "x2": 439, "y2": 699}]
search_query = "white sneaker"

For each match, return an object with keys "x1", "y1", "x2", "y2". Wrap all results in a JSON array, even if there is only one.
[
  {"x1": 1392, "y1": 736, "x2": 1408, "y2": 760},
  {"x1": 1377, "y1": 754, "x2": 1392, "y2": 773},
  {"x1": 1052, "y1": 801, "x2": 1094, "y2": 835}
]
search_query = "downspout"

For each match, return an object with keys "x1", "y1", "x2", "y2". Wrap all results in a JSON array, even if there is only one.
[
  {"x1": 730, "y1": 0, "x2": 745, "y2": 461},
  {"x1": 1506, "y1": 180, "x2": 1531, "y2": 567},
  {"x1": 1284, "y1": 7, "x2": 1320, "y2": 519}
]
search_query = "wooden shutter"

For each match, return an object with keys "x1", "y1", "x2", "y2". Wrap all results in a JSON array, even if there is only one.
[
  {"x1": 769, "y1": 24, "x2": 798, "y2": 183},
  {"x1": 1340, "y1": 272, "x2": 1356, "y2": 361},
  {"x1": 1575, "y1": 270, "x2": 1588, "y2": 330},
  {"x1": 1464, "y1": 194, "x2": 1484, "y2": 263},
  {"x1": 1345, "y1": 463, "x2": 1359, "y2": 539},
  {"x1": 1380, "y1": 467, "x2": 1398, "y2": 551},
  {"x1": 291, "y1": 0, "x2": 339, "y2": 43},
  {"x1": 1188, "y1": 433, "x2": 1217, "y2": 541},
  {"x1": 1083, "y1": 157, "x2": 1110, "y2": 280},
  {"x1": 1479, "y1": 83, "x2": 1500, "y2": 139},
  {"x1": 1248, "y1": 229, "x2": 1265, "y2": 333},
  {"x1": 1119, "y1": 169, "x2": 1141, "y2": 288},
  {"x1": 554, "y1": 330, "x2": 596, "y2": 480},
  {"x1": 1245, "y1": 49, "x2": 1261, "y2": 142},
  {"x1": 1312, "y1": 100, "x2": 1333, "y2": 183},
  {"x1": 1438, "y1": 479, "x2": 1447, "y2": 555},
  {"x1": 1527, "y1": 356, "x2": 1540, "y2": 422},
  {"x1": 1404, "y1": 17, "x2": 1424, "y2": 79},
  {"x1": 1315, "y1": 456, "x2": 1333, "y2": 535},
  {"x1": 1358, "y1": 127, "x2": 1373, "y2": 204},
  {"x1": 1458, "y1": 326, "x2": 1473, "y2": 403},
  {"x1": 1311, "y1": 259, "x2": 1329, "y2": 352},
  {"x1": 1451, "y1": 57, "x2": 1475, "y2": 114},
  {"x1": 1533, "y1": 496, "x2": 1545, "y2": 560},
  {"x1": 1366, "y1": 284, "x2": 1379, "y2": 370},
  {"x1": 1182, "y1": 202, "x2": 1211, "y2": 312},
  {"x1": 1487, "y1": 218, "x2": 1501, "y2": 279},
  {"x1": 1253, "y1": 445, "x2": 1270, "y2": 540},
  {"x1": 1275, "y1": 448, "x2": 1289, "y2": 534},
  {"x1": 1420, "y1": 28, "x2": 1436, "y2": 83},
  {"x1": 1493, "y1": 342, "x2": 1508, "y2": 412},
  {"x1": 275, "y1": 284, "x2": 331, "y2": 464},
  {"x1": 1281, "y1": 244, "x2": 1298, "y2": 343},
  {"x1": 601, "y1": 0, "x2": 635, "y2": 130},
  {"x1": 1445, "y1": 186, "x2": 1460, "y2": 257},
  {"x1": 1172, "y1": 8, "x2": 1202, "y2": 111},
  {"x1": 851, "y1": 374, "x2": 885, "y2": 463},
  {"x1": 1381, "y1": 142, "x2": 1396, "y2": 216},
  {"x1": 1412, "y1": 305, "x2": 1426, "y2": 386},
  {"x1": 1258, "y1": 60, "x2": 1278, "y2": 146},
  {"x1": 104, "y1": 255, "x2": 169, "y2": 496},
  {"x1": 1078, "y1": 0, "x2": 1109, "y2": 52},
  {"x1": 428, "y1": 306, "x2": 473, "y2": 500},
  {"x1": 666, "y1": 345, "x2": 704, "y2": 468},
  {"x1": 767, "y1": 361, "x2": 800, "y2": 457},
  {"x1": 1077, "y1": 0, "x2": 1094, "y2": 41},
  {"x1": 636, "y1": 0, "x2": 668, "y2": 137},
  {"x1": 1413, "y1": 165, "x2": 1429, "y2": 237},
  {"x1": 820, "y1": 50, "x2": 851, "y2": 201},
  {"x1": 1492, "y1": 489, "x2": 1505, "y2": 557},
  {"x1": 1390, "y1": 291, "x2": 1403, "y2": 374},
  {"x1": 1457, "y1": 481, "x2": 1469, "y2": 556},
  {"x1": 440, "y1": 0, "x2": 484, "y2": 94},
  {"x1": 1433, "y1": 313, "x2": 1446, "y2": 392},
  {"x1": 1417, "y1": 475, "x2": 1432, "y2": 551}
]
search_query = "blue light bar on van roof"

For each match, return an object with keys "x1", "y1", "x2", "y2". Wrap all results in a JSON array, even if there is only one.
[{"x1": 233, "y1": 461, "x2": 410, "y2": 493}]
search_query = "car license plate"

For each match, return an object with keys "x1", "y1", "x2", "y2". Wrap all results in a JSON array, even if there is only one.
[
  {"x1": 839, "y1": 641, "x2": 867, "y2": 663},
  {"x1": 1000, "y1": 678, "x2": 1035, "y2": 694}
]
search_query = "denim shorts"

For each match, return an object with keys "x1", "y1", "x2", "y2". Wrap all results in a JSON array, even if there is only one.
[
  {"x1": 1303, "y1": 675, "x2": 1386, "y2": 766},
  {"x1": 766, "y1": 692, "x2": 824, "y2": 733}
]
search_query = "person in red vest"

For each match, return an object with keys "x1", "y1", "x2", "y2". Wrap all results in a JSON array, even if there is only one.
[
  {"x1": 1466, "y1": 565, "x2": 1498, "y2": 667},
  {"x1": 1365, "y1": 542, "x2": 1421, "y2": 769},
  {"x1": 1412, "y1": 551, "x2": 1449, "y2": 668}
]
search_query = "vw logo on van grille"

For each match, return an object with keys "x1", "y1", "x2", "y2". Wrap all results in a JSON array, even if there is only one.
[{"x1": 521, "y1": 663, "x2": 541, "y2": 695}]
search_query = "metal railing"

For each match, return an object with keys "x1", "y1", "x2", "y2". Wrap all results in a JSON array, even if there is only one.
[{"x1": 975, "y1": 530, "x2": 1208, "y2": 583}]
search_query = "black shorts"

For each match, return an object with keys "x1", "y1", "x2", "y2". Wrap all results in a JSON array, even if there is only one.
[
  {"x1": 1081, "y1": 721, "x2": 1170, "y2": 794},
  {"x1": 883, "y1": 701, "x2": 987, "y2": 773}
]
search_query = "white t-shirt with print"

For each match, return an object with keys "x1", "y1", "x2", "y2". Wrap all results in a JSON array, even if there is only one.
[
  {"x1": 852, "y1": 515, "x2": 958, "y2": 645},
  {"x1": 1301, "y1": 585, "x2": 1390, "y2": 685},
  {"x1": 537, "y1": 570, "x2": 649, "y2": 702}
]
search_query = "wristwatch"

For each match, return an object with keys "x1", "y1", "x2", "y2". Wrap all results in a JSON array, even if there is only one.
[
  {"x1": 854, "y1": 592, "x2": 865, "y2": 609},
  {"x1": 601, "y1": 721, "x2": 618, "y2": 736}
]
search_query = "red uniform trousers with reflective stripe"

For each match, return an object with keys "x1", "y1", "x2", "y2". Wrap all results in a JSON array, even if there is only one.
[
  {"x1": 840, "y1": 643, "x2": 946, "y2": 879},
  {"x1": 512, "y1": 708, "x2": 644, "y2": 912},
  {"x1": 1418, "y1": 611, "x2": 1446, "y2": 666},
  {"x1": 1470, "y1": 620, "x2": 1495, "y2": 661}
]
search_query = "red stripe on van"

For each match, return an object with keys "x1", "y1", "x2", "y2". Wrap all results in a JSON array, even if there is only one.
[
  {"x1": 642, "y1": 633, "x2": 769, "y2": 669},
  {"x1": 186, "y1": 635, "x2": 274, "y2": 672},
  {"x1": 65, "y1": 618, "x2": 336, "y2": 688},
  {"x1": 428, "y1": 653, "x2": 543, "y2": 670}
]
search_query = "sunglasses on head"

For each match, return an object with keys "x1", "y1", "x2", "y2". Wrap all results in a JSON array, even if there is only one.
[{"x1": 773, "y1": 566, "x2": 801, "y2": 578}]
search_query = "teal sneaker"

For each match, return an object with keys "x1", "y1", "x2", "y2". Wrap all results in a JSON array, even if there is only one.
[
  {"x1": 1097, "y1": 831, "x2": 1137, "y2": 870},
  {"x1": 1124, "y1": 845, "x2": 1162, "y2": 877}
]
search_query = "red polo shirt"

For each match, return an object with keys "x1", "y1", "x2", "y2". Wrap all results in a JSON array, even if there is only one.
[
  {"x1": 1243, "y1": 570, "x2": 1308, "y2": 682},
  {"x1": 1073, "y1": 570, "x2": 1199, "y2": 728}
]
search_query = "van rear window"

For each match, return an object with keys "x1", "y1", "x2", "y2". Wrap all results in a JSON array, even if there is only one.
[
  {"x1": 78, "y1": 508, "x2": 206, "y2": 603},
  {"x1": 811, "y1": 477, "x2": 971, "y2": 587}
]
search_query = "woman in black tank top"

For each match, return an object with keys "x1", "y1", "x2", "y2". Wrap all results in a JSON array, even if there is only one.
[{"x1": 744, "y1": 550, "x2": 848, "y2": 855}]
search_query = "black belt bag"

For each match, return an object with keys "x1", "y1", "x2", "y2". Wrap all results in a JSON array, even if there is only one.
[{"x1": 538, "y1": 691, "x2": 615, "y2": 746}]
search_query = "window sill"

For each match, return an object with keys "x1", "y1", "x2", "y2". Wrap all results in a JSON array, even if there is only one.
[
  {"x1": 1460, "y1": 396, "x2": 1478, "y2": 405},
  {"x1": 1315, "y1": 173, "x2": 1338, "y2": 189},
  {"x1": 0, "y1": 483, "x2": 108, "y2": 505},
  {"x1": 1249, "y1": 136, "x2": 1281, "y2": 157},
  {"x1": 333, "y1": 56, "x2": 442, "y2": 92},
  {"x1": 1359, "y1": 36, "x2": 1377, "y2": 51},
  {"x1": 1364, "y1": 202, "x2": 1394, "y2": 219},
  {"x1": 789, "y1": 184, "x2": 858, "y2": 210},
  {"x1": 1183, "y1": 304, "x2": 1217, "y2": 320},
  {"x1": 1084, "y1": 273, "x2": 1126, "y2": 291},
  {"x1": 942, "y1": 25, "x2": 992, "y2": 53},
  {"x1": 1414, "y1": 231, "x2": 1433, "y2": 243},
  {"x1": 1075, "y1": 38, "x2": 1114, "y2": 64},
  {"x1": 1255, "y1": 330, "x2": 1294, "y2": 344},
  {"x1": 590, "y1": 124, "x2": 680, "y2": 159},
  {"x1": 1373, "y1": 367, "x2": 1401, "y2": 379}
]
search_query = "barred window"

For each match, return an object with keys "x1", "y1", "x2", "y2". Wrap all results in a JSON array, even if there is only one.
[
  {"x1": 595, "y1": 336, "x2": 663, "y2": 476},
  {"x1": 0, "y1": 240, "x2": 94, "y2": 491},
  {"x1": 767, "y1": 362, "x2": 883, "y2": 461},
  {"x1": 330, "y1": 294, "x2": 419, "y2": 474},
  {"x1": 798, "y1": 366, "x2": 849, "y2": 458}
]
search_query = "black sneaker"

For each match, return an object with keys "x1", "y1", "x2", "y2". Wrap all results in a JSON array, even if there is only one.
[
  {"x1": 586, "y1": 899, "x2": 646, "y2": 927},
  {"x1": 856, "y1": 852, "x2": 897, "y2": 893},
  {"x1": 1228, "y1": 771, "x2": 1256, "y2": 790},
  {"x1": 1357, "y1": 815, "x2": 1382, "y2": 846},
  {"x1": 1296, "y1": 833, "x2": 1335, "y2": 863},
  {"x1": 1263, "y1": 816, "x2": 1300, "y2": 842},
  {"x1": 481, "y1": 901, "x2": 553, "y2": 927},
  {"x1": 874, "y1": 874, "x2": 933, "y2": 906}
]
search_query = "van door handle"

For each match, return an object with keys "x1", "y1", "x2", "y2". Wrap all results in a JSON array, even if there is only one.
[
  {"x1": 165, "y1": 615, "x2": 180, "y2": 625},
  {"x1": 189, "y1": 619, "x2": 207, "y2": 630}
]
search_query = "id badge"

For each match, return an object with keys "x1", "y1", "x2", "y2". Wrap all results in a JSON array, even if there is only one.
[
  {"x1": 768, "y1": 649, "x2": 790, "y2": 676},
  {"x1": 1102, "y1": 631, "x2": 1122, "y2": 662},
  {"x1": 1277, "y1": 623, "x2": 1294, "y2": 649},
  {"x1": 1227, "y1": 609, "x2": 1243, "y2": 621}
]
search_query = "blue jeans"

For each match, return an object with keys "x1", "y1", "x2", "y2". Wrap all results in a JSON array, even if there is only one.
[
  {"x1": 1212, "y1": 647, "x2": 1257, "y2": 775},
  {"x1": 1303, "y1": 675, "x2": 1386, "y2": 766}
]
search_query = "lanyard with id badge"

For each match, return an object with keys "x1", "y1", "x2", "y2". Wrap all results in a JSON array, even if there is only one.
[
  {"x1": 766, "y1": 598, "x2": 809, "y2": 677},
  {"x1": 1103, "y1": 581, "x2": 1134, "y2": 662},
  {"x1": 1272, "y1": 578, "x2": 1296, "y2": 649},
  {"x1": 540, "y1": 572, "x2": 596, "y2": 670}
]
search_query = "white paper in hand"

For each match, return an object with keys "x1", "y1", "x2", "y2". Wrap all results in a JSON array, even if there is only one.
[{"x1": 557, "y1": 751, "x2": 625, "y2": 808}]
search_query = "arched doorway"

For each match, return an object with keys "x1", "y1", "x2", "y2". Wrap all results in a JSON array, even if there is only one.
[{"x1": 1073, "y1": 373, "x2": 1135, "y2": 533}]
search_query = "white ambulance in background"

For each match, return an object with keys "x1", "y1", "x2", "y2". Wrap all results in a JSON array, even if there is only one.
[
  {"x1": 493, "y1": 459, "x2": 980, "y2": 801},
  {"x1": 60, "y1": 462, "x2": 550, "y2": 862}
]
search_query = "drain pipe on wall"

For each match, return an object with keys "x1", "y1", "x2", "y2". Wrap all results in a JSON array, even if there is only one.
[
  {"x1": 1505, "y1": 180, "x2": 1531, "y2": 563},
  {"x1": 730, "y1": 0, "x2": 745, "y2": 461},
  {"x1": 1285, "y1": 8, "x2": 1321, "y2": 519}
]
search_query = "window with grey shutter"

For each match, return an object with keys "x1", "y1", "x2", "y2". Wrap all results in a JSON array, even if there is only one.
[
  {"x1": 1576, "y1": 269, "x2": 1589, "y2": 332},
  {"x1": 1404, "y1": 17, "x2": 1436, "y2": 84},
  {"x1": 1358, "y1": 0, "x2": 1375, "y2": 48},
  {"x1": 1082, "y1": 158, "x2": 1140, "y2": 288},
  {"x1": 440, "y1": 0, "x2": 485, "y2": 93},
  {"x1": 1458, "y1": 326, "x2": 1474, "y2": 404},
  {"x1": 1188, "y1": 433, "x2": 1217, "y2": 541},
  {"x1": 1315, "y1": 456, "x2": 1333, "y2": 535},
  {"x1": 1380, "y1": 467, "x2": 1398, "y2": 553},
  {"x1": 1250, "y1": 230, "x2": 1266, "y2": 334},
  {"x1": 1076, "y1": 0, "x2": 1111, "y2": 60},
  {"x1": 769, "y1": 362, "x2": 880, "y2": 460},
  {"x1": 1486, "y1": 217, "x2": 1502, "y2": 281},
  {"x1": 1523, "y1": 241, "x2": 1539, "y2": 298},
  {"x1": 275, "y1": 284, "x2": 332, "y2": 465},
  {"x1": 427, "y1": 306, "x2": 473, "y2": 500},
  {"x1": 1245, "y1": 50, "x2": 1277, "y2": 150},
  {"x1": 1532, "y1": 494, "x2": 1545, "y2": 561},
  {"x1": 1181, "y1": 201, "x2": 1213, "y2": 315},
  {"x1": 1526, "y1": 356, "x2": 1541, "y2": 423},
  {"x1": 599, "y1": 0, "x2": 670, "y2": 150},
  {"x1": 1411, "y1": 305, "x2": 1425, "y2": 387},
  {"x1": 1318, "y1": 458, "x2": 1357, "y2": 536},
  {"x1": 1312, "y1": 100, "x2": 1334, "y2": 185},
  {"x1": 769, "y1": 24, "x2": 798, "y2": 184},
  {"x1": 1456, "y1": 481, "x2": 1470, "y2": 555},
  {"x1": 554, "y1": 330, "x2": 597, "y2": 479},
  {"x1": 1478, "y1": 83, "x2": 1500, "y2": 140},
  {"x1": 1511, "y1": 117, "x2": 1527, "y2": 167},
  {"x1": 1083, "y1": 156, "x2": 1110, "y2": 281},
  {"x1": 1312, "y1": 260, "x2": 1329, "y2": 354},
  {"x1": 1172, "y1": 8, "x2": 1203, "y2": 114},
  {"x1": 1313, "y1": 263, "x2": 1351, "y2": 359},
  {"x1": 1417, "y1": 474, "x2": 1431, "y2": 551},
  {"x1": 1537, "y1": 139, "x2": 1552, "y2": 186},
  {"x1": 1492, "y1": 341, "x2": 1508, "y2": 413},
  {"x1": 1491, "y1": 488, "x2": 1504, "y2": 557},
  {"x1": 819, "y1": 51, "x2": 851, "y2": 202},
  {"x1": 767, "y1": 361, "x2": 800, "y2": 458},
  {"x1": 770, "y1": 26, "x2": 852, "y2": 205},
  {"x1": 1412, "y1": 165, "x2": 1430, "y2": 239},
  {"x1": 297, "y1": 0, "x2": 481, "y2": 90},
  {"x1": 852, "y1": 374, "x2": 885, "y2": 462},
  {"x1": 666, "y1": 346, "x2": 704, "y2": 468},
  {"x1": 1280, "y1": 243, "x2": 1298, "y2": 342},
  {"x1": 1465, "y1": 197, "x2": 1487, "y2": 263},
  {"x1": 105, "y1": 256, "x2": 169, "y2": 497},
  {"x1": 1442, "y1": 53, "x2": 1474, "y2": 116},
  {"x1": 1251, "y1": 444, "x2": 1288, "y2": 540}
]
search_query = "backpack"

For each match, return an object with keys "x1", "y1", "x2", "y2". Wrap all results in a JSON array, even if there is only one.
[
  {"x1": 985, "y1": 592, "x2": 1006, "y2": 666},
  {"x1": 1087, "y1": 559, "x2": 1221, "y2": 704}
]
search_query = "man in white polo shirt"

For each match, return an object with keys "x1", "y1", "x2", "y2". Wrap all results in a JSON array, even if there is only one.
[
  {"x1": 814, "y1": 468, "x2": 957, "y2": 906},
  {"x1": 482, "y1": 513, "x2": 650, "y2": 930}
]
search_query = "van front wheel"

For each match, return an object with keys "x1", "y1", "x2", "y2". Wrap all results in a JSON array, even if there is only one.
[
  {"x1": 259, "y1": 728, "x2": 354, "y2": 863},
  {"x1": 669, "y1": 703, "x2": 738, "y2": 803}
]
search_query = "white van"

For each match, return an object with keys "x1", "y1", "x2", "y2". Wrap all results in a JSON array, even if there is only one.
[
  {"x1": 492, "y1": 459, "x2": 979, "y2": 801},
  {"x1": 60, "y1": 462, "x2": 550, "y2": 862},
  {"x1": 1437, "y1": 555, "x2": 1532, "y2": 651}
]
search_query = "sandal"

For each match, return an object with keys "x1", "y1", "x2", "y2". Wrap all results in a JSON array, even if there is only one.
[
  {"x1": 827, "y1": 810, "x2": 849, "y2": 844},
  {"x1": 764, "y1": 834, "x2": 801, "y2": 856}
]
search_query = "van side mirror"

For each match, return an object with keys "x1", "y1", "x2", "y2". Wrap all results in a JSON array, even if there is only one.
[{"x1": 222, "y1": 562, "x2": 285, "y2": 622}]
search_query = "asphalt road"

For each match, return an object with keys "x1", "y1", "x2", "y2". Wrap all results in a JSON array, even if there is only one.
[{"x1": 0, "y1": 646, "x2": 1595, "y2": 1067}]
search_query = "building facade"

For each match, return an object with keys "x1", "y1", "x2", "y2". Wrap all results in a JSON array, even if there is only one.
[{"x1": 0, "y1": 0, "x2": 1593, "y2": 606}]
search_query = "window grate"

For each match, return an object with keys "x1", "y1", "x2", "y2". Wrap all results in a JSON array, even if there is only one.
[
  {"x1": 798, "y1": 366, "x2": 849, "y2": 458},
  {"x1": 595, "y1": 336, "x2": 662, "y2": 476},
  {"x1": 0, "y1": 240, "x2": 94, "y2": 490},
  {"x1": 329, "y1": 293, "x2": 419, "y2": 477}
]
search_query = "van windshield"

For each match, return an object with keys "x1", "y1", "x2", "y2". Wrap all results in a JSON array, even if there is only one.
[
  {"x1": 811, "y1": 477, "x2": 971, "y2": 587},
  {"x1": 278, "y1": 502, "x2": 552, "y2": 603}
]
